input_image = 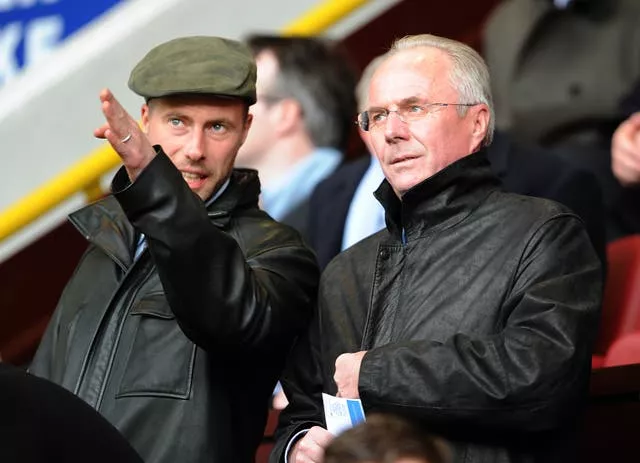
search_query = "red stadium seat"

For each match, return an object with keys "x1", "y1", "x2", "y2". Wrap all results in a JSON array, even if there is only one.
[
  {"x1": 604, "y1": 332, "x2": 640, "y2": 367},
  {"x1": 255, "y1": 408, "x2": 280, "y2": 463},
  {"x1": 593, "y1": 235, "x2": 640, "y2": 368}
]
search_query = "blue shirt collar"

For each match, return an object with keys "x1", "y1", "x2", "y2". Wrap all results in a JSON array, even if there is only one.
[
  {"x1": 204, "y1": 177, "x2": 230, "y2": 207},
  {"x1": 261, "y1": 147, "x2": 341, "y2": 220}
]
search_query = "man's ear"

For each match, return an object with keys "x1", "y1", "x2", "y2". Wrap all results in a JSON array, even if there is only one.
[
  {"x1": 140, "y1": 103, "x2": 150, "y2": 134},
  {"x1": 469, "y1": 104, "x2": 490, "y2": 151},
  {"x1": 271, "y1": 98, "x2": 303, "y2": 137},
  {"x1": 240, "y1": 113, "x2": 253, "y2": 146}
]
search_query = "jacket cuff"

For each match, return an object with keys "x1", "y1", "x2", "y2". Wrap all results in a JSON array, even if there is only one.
[
  {"x1": 112, "y1": 146, "x2": 201, "y2": 227},
  {"x1": 358, "y1": 349, "x2": 383, "y2": 405},
  {"x1": 284, "y1": 429, "x2": 309, "y2": 463},
  {"x1": 112, "y1": 145, "x2": 178, "y2": 193}
]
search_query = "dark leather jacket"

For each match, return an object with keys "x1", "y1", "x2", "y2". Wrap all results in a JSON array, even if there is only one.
[
  {"x1": 30, "y1": 152, "x2": 319, "y2": 463},
  {"x1": 272, "y1": 152, "x2": 602, "y2": 463}
]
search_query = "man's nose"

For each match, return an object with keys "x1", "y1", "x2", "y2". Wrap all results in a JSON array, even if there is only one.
[
  {"x1": 185, "y1": 131, "x2": 205, "y2": 160},
  {"x1": 384, "y1": 111, "x2": 410, "y2": 142}
]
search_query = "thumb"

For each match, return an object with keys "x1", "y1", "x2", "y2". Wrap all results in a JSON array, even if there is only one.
[{"x1": 627, "y1": 112, "x2": 640, "y2": 128}]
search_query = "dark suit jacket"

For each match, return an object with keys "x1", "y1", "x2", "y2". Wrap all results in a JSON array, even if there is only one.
[
  {"x1": 308, "y1": 156, "x2": 370, "y2": 270},
  {"x1": 281, "y1": 199, "x2": 312, "y2": 245},
  {"x1": 309, "y1": 131, "x2": 607, "y2": 271}
]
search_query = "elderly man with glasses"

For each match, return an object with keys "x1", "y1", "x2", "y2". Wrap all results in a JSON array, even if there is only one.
[{"x1": 270, "y1": 34, "x2": 602, "y2": 463}]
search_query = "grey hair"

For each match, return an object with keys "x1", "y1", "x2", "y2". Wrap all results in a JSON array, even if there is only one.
[
  {"x1": 390, "y1": 34, "x2": 494, "y2": 146},
  {"x1": 246, "y1": 35, "x2": 357, "y2": 151},
  {"x1": 269, "y1": 74, "x2": 345, "y2": 148},
  {"x1": 356, "y1": 54, "x2": 388, "y2": 113}
]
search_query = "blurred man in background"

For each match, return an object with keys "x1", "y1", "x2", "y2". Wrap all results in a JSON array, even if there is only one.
[
  {"x1": 236, "y1": 35, "x2": 357, "y2": 240},
  {"x1": 483, "y1": 0, "x2": 640, "y2": 241}
]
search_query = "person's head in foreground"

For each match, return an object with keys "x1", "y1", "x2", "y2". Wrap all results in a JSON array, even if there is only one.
[{"x1": 323, "y1": 414, "x2": 451, "y2": 463}]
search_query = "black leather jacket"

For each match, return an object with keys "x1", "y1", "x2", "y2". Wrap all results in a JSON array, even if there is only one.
[
  {"x1": 30, "y1": 151, "x2": 319, "y2": 463},
  {"x1": 272, "y1": 152, "x2": 602, "y2": 463}
]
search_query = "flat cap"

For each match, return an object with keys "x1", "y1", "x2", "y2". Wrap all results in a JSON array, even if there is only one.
[{"x1": 128, "y1": 36, "x2": 256, "y2": 104}]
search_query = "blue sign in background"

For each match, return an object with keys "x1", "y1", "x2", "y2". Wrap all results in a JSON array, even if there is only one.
[{"x1": 0, "y1": 0, "x2": 124, "y2": 85}]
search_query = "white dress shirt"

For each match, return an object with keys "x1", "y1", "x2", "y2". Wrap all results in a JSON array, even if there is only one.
[{"x1": 341, "y1": 156, "x2": 386, "y2": 250}]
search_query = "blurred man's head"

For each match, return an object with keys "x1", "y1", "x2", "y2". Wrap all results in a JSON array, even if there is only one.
[
  {"x1": 323, "y1": 414, "x2": 451, "y2": 463},
  {"x1": 128, "y1": 36, "x2": 256, "y2": 200},
  {"x1": 237, "y1": 35, "x2": 357, "y2": 169},
  {"x1": 360, "y1": 34, "x2": 493, "y2": 197}
]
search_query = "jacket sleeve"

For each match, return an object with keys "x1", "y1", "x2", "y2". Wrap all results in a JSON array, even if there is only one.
[
  {"x1": 269, "y1": 307, "x2": 326, "y2": 463},
  {"x1": 113, "y1": 151, "x2": 319, "y2": 353},
  {"x1": 358, "y1": 214, "x2": 602, "y2": 433}
]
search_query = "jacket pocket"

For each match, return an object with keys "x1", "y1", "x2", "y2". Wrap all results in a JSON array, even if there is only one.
[{"x1": 116, "y1": 294, "x2": 196, "y2": 399}]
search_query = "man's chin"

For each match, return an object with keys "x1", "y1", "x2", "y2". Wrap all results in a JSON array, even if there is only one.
[{"x1": 189, "y1": 186, "x2": 210, "y2": 201}]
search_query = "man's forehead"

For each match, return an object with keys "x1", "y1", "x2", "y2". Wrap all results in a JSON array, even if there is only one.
[
  {"x1": 369, "y1": 50, "x2": 452, "y2": 106},
  {"x1": 255, "y1": 50, "x2": 279, "y2": 92},
  {"x1": 380, "y1": 47, "x2": 450, "y2": 74}
]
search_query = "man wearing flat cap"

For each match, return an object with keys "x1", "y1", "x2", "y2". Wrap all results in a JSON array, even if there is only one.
[{"x1": 29, "y1": 36, "x2": 319, "y2": 463}]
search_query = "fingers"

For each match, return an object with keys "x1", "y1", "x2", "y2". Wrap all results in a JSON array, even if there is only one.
[
  {"x1": 98, "y1": 88, "x2": 139, "y2": 142},
  {"x1": 613, "y1": 151, "x2": 640, "y2": 186},
  {"x1": 99, "y1": 88, "x2": 125, "y2": 116},
  {"x1": 290, "y1": 426, "x2": 333, "y2": 463},
  {"x1": 613, "y1": 115, "x2": 640, "y2": 186},
  {"x1": 94, "y1": 123, "x2": 109, "y2": 140},
  {"x1": 333, "y1": 360, "x2": 343, "y2": 398},
  {"x1": 627, "y1": 111, "x2": 640, "y2": 129},
  {"x1": 616, "y1": 116, "x2": 640, "y2": 144},
  {"x1": 94, "y1": 88, "x2": 156, "y2": 181}
]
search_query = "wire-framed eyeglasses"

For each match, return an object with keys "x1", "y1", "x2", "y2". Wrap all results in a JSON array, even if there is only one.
[{"x1": 355, "y1": 101, "x2": 480, "y2": 132}]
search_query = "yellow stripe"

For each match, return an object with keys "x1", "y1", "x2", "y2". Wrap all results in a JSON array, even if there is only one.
[
  {"x1": 282, "y1": 0, "x2": 370, "y2": 36},
  {"x1": 0, "y1": 0, "x2": 371, "y2": 243},
  {"x1": 0, "y1": 146, "x2": 120, "y2": 241}
]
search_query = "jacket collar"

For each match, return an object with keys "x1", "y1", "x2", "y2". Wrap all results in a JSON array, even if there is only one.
[
  {"x1": 485, "y1": 131, "x2": 509, "y2": 180},
  {"x1": 374, "y1": 150, "x2": 501, "y2": 242},
  {"x1": 68, "y1": 168, "x2": 261, "y2": 269},
  {"x1": 202, "y1": 168, "x2": 261, "y2": 227}
]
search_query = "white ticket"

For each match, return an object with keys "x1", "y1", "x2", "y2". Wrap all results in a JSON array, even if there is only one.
[{"x1": 322, "y1": 392, "x2": 366, "y2": 435}]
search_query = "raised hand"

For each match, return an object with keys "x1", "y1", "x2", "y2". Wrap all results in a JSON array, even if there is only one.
[{"x1": 94, "y1": 88, "x2": 156, "y2": 182}]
